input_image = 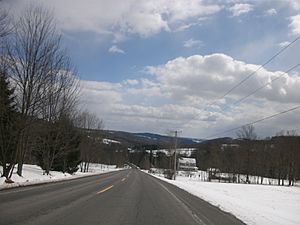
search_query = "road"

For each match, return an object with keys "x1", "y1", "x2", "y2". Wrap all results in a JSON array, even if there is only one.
[{"x1": 0, "y1": 169, "x2": 245, "y2": 225}]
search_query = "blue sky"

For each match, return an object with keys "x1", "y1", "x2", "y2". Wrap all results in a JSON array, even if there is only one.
[
  {"x1": 2, "y1": 0, "x2": 300, "y2": 138},
  {"x1": 62, "y1": 1, "x2": 296, "y2": 82}
]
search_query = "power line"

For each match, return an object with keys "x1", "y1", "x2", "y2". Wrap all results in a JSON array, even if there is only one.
[
  {"x1": 207, "y1": 35, "x2": 300, "y2": 108},
  {"x1": 201, "y1": 63, "x2": 300, "y2": 139},
  {"x1": 182, "y1": 36, "x2": 300, "y2": 129},
  {"x1": 221, "y1": 63, "x2": 300, "y2": 111},
  {"x1": 178, "y1": 35, "x2": 300, "y2": 138},
  {"x1": 204, "y1": 105, "x2": 300, "y2": 139}
]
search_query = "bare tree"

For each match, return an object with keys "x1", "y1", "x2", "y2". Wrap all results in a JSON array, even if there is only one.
[
  {"x1": 34, "y1": 114, "x2": 81, "y2": 175},
  {"x1": 34, "y1": 69, "x2": 79, "y2": 175},
  {"x1": 76, "y1": 111, "x2": 104, "y2": 172},
  {"x1": 0, "y1": 8, "x2": 11, "y2": 76},
  {"x1": 236, "y1": 125, "x2": 257, "y2": 183},
  {"x1": 5, "y1": 6, "x2": 77, "y2": 176},
  {"x1": 274, "y1": 130, "x2": 299, "y2": 186},
  {"x1": 0, "y1": 9, "x2": 11, "y2": 39},
  {"x1": 236, "y1": 125, "x2": 257, "y2": 140}
]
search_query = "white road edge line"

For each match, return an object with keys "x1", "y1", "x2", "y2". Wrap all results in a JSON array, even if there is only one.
[{"x1": 151, "y1": 177, "x2": 207, "y2": 225}]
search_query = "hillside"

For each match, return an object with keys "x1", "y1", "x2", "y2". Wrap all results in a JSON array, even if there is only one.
[{"x1": 98, "y1": 130, "x2": 204, "y2": 147}]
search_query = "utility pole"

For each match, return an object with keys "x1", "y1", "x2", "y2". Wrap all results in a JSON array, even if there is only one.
[
  {"x1": 174, "y1": 130, "x2": 178, "y2": 180},
  {"x1": 170, "y1": 130, "x2": 181, "y2": 180}
]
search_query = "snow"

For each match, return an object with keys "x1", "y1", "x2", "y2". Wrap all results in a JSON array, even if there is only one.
[
  {"x1": 135, "y1": 134, "x2": 157, "y2": 140},
  {"x1": 172, "y1": 170, "x2": 292, "y2": 186},
  {"x1": 150, "y1": 172, "x2": 300, "y2": 225},
  {"x1": 0, "y1": 163, "x2": 123, "y2": 190},
  {"x1": 178, "y1": 157, "x2": 196, "y2": 164},
  {"x1": 102, "y1": 138, "x2": 121, "y2": 145},
  {"x1": 143, "y1": 148, "x2": 196, "y2": 157}
]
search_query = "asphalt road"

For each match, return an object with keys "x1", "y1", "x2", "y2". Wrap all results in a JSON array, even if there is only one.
[{"x1": 0, "y1": 169, "x2": 246, "y2": 225}]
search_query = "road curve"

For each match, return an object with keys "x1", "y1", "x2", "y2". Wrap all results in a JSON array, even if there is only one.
[{"x1": 0, "y1": 169, "x2": 245, "y2": 225}]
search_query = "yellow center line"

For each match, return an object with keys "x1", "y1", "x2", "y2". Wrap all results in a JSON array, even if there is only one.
[
  {"x1": 97, "y1": 185, "x2": 114, "y2": 194},
  {"x1": 121, "y1": 178, "x2": 126, "y2": 182}
]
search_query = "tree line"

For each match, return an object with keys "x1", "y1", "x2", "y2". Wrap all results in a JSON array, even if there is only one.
[
  {"x1": 75, "y1": 112, "x2": 128, "y2": 172},
  {"x1": 196, "y1": 125, "x2": 300, "y2": 186},
  {"x1": 128, "y1": 126, "x2": 300, "y2": 186},
  {"x1": 0, "y1": 6, "x2": 118, "y2": 181}
]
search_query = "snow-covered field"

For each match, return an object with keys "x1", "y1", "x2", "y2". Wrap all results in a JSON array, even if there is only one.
[
  {"x1": 150, "y1": 169, "x2": 292, "y2": 185},
  {"x1": 150, "y1": 171, "x2": 300, "y2": 225},
  {"x1": 0, "y1": 163, "x2": 123, "y2": 190}
]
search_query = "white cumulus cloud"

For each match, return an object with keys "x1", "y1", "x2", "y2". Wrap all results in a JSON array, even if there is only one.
[
  {"x1": 1, "y1": 0, "x2": 221, "y2": 39},
  {"x1": 289, "y1": 14, "x2": 300, "y2": 35},
  {"x1": 108, "y1": 45, "x2": 125, "y2": 54},
  {"x1": 183, "y1": 38, "x2": 203, "y2": 48},
  {"x1": 265, "y1": 8, "x2": 277, "y2": 16},
  {"x1": 147, "y1": 53, "x2": 300, "y2": 104},
  {"x1": 229, "y1": 3, "x2": 253, "y2": 17},
  {"x1": 79, "y1": 53, "x2": 300, "y2": 137},
  {"x1": 278, "y1": 41, "x2": 291, "y2": 47}
]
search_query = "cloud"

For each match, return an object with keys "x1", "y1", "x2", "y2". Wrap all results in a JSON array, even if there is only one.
[
  {"x1": 229, "y1": 3, "x2": 253, "y2": 17},
  {"x1": 286, "y1": 0, "x2": 300, "y2": 11},
  {"x1": 278, "y1": 41, "x2": 291, "y2": 47},
  {"x1": 1, "y1": 0, "x2": 221, "y2": 39},
  {"x1": 78, "y1": 53, "x2": 300, "y2": 137},
  {"x1": 289, "y1": 14, "x2": 300, "y2": 35},
  {"x1": 79, "y1": 80, "x2": 123, "y2": 107},
  {"x1": 108, "y1": 45, "x2": 125, "y2": 54},
  {"x1": 175, "y1": 22, "x2": 198, "y2": 32},
  {"x1": 147, "y1": 53, "x2": 300, "y2": 104},
  {"x1": 183, "y1": 38, "x2": 203, "y2": 48},
  {"x1": 124, "y1": 79, "x2": 139, "y2": 85},
  {"x1": 264, "y1": 8, "x2": 277, "y2": 16}
]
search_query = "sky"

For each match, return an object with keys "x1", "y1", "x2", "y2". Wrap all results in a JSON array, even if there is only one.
[{"x1": 1, "y1": 0, "x2": 300, "y2": 139}]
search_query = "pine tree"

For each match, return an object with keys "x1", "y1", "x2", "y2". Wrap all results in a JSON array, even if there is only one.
[{"x1": 0, "y1": 71, "x2": 17, "y2": 179}]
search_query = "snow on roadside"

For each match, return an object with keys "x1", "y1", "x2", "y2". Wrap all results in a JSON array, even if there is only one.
[
  {"x1": 0, "y1": 163, "x2": 123, "y2": 190},
  {"x1": 150, "y1": 173, "x2": 300, "y2": 225}
]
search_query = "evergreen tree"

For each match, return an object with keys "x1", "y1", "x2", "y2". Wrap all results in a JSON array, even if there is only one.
[{"x1": 0, "y1": 71, "x2": 17, "y2": 179}]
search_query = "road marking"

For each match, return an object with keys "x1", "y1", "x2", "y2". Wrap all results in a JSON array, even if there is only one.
[
  {"x1": 97, "y1": 185, "x2": 114, "y2": 194},
  {"x1": 121, "y1": 178, "x2": 126, "y2": 182}
]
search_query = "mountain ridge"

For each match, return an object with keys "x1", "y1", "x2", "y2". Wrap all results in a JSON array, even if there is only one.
[{"x1": 100, "y1": 130, "x2": 204, "y2": 147}]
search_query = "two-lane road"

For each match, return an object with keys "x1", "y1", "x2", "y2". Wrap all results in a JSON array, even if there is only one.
[{"x1": 0, "y1": 169, "x2": 245, "y2": 225}]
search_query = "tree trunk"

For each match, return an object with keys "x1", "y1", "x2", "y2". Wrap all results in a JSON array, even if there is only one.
[
  {"x1": 2, "y1": 164, "x2": 12, "y2": 178},
  {"x1": 17, "y1": 162, "x2": 23, "y2": 176},
  {"x1": 86, "y1": 162, "x2": 90, "y2": 172},
  {"x1": 80, "y1": 162, "x2": 83, "y2": 172},
  {"x1": 84, "y1": 162, "x2": 87, "y2": 172},
  {"x1": 8, "y1": 164, "x2": 15, "y2": 178},
  {"x1": 16, "y1": 128, "x2": 29, "y2": 176}
]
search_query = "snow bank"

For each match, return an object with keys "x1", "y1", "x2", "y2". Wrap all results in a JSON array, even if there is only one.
[
  {"x1": 151, "y1": 173, "x2": 300, "y2": 225},
  {"x1": 102, "y1": 138, "x2": 121, "y2": 145},
  {"x1": 0, "y1": 163, "x2": 123, "y2": 190},
  {"x1": 155, "y1": 169, "x2": 291, "y2": 186}
]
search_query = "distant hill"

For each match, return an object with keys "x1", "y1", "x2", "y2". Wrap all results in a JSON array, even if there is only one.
[
  {"x1": 98, "y1": 130, "x2": 204, "y2": 147},
  {"x1": 134, "y1": 132, "x2": 204, "y2": 146}
]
